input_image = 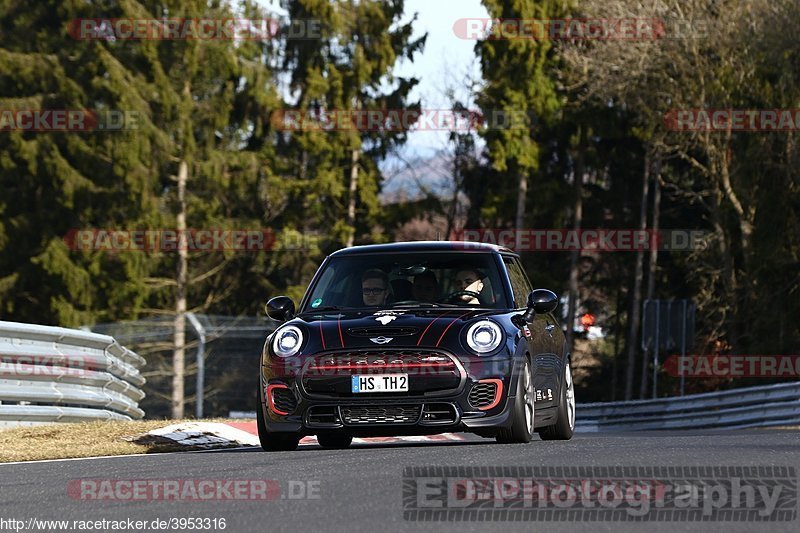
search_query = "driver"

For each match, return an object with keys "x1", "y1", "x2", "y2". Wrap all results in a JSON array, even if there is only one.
[
  {"x1": 412, "y1": 271, "x2": 439, "y2": 302},
  {"x1": 453, "y1": 268, "x2": 484, "y2": 304},
  {"x1": 361, "y1": 269, "x2": 390, "y2": 306}
]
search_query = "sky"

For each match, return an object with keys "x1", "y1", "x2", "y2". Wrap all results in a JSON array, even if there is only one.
[
  {"x1": 393, "y1": 0, "x2": 489, "y2": 159},
  {"x1": 254, "y1": 0, "x2": 490, "y2": 161}
]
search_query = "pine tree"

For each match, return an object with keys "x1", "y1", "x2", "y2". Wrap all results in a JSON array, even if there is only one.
[
  {"x1": 0, "y1": 0, "x2": 167, "y2": 326},
  {"x1": 125, "y1": 0, "x2": 283, "y2": 418},
  {"x1": 0, "y1": 0, "x2": 284, "y2": 417},
  {"x1": 278, "y1": 0, "x2": 424, "y2": 256},
  {"x1": 475, "y1": 0, "x2": 562, "y2": 230}
]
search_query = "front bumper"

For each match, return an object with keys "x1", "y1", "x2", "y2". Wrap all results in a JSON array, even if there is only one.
[{"x1": 261, "y1": 348, "x2": 516, "y2": 436}]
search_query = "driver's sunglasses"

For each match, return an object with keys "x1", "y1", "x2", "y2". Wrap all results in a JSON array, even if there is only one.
[{"x1": 362, "y1": 287, "x2": 386, "y2": 295}]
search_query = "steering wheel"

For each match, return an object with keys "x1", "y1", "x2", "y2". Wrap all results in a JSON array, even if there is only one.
[{"x1": 443, "y1": 290, "x2": 482, "y2": 304}]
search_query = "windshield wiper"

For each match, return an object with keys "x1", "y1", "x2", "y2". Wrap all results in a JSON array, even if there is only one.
[
  {"x1": 301, "y1": 305, "x2": 344, "y2": 313},
  {"x1": 390, "y1": 302, "x2": 460, "y2": 308}
]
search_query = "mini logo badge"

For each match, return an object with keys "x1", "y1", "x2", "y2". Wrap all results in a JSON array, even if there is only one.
[{"x1": 369, "y1": 337, "x2": 393, "y2": 344}]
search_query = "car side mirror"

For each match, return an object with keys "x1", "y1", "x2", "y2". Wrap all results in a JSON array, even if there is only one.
[
  {"x1": 519, "y1": 289, "x2": 558, "y2": 322},
  {"x1": 265, "y1": 296, "x2": 295, "y2": 322}
]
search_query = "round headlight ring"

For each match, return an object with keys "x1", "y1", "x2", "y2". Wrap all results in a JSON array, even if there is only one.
[
  {"x1": 466, "y1": 320, "x2": 503, "y2": 354},
  {"x1": 272, "y1": 325, "x2": 303, "y2": 358}
]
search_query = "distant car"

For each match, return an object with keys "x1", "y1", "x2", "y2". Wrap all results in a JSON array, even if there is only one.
[{"x1": 257, "y1": 241, "x2": 575, "y2": 451}]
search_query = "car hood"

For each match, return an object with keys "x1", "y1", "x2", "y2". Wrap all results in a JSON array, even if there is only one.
[{"x1": 287, "y1": 308, "x2": 501, "y2": 351}]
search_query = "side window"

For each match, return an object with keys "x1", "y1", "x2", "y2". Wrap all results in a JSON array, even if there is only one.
[{"x1": 503, "y1": 257, "x2": 532, "y2": 309}]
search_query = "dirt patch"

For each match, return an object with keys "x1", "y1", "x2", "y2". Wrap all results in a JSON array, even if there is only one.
[{"x1": 0, "y1": 419, "x2": 237, "y2": 463}]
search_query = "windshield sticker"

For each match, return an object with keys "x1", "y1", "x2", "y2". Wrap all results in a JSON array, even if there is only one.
[
  {"x1": 373, "y1": 310, "x2": 405, "y2": 325},
  {"x1": 311, "y1": 298, "x2": 322, "y2": 308}
]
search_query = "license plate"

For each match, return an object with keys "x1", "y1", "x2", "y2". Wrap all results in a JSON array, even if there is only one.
[{"x1": 351, "y1": 374, "x2": 409, "y2": 393}]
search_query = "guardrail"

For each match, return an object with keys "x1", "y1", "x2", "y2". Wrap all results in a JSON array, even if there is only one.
[
  {"x1": 576, "y1": 381, "x2": 800, "y2": 431},
  {"x1": 0, "y1": 321, "x2": 146, "y2": 427}
]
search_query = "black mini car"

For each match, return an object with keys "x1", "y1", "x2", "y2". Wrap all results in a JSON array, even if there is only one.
[{"x1": 257, "y1": 241, "x2": 575, "y2": 451}]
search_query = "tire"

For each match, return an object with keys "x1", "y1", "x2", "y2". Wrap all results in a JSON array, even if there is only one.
[
  {"x1": 256, "y1": 385, "x2": 301, "y2": 452},
  {"x1": 538, "y1": 361, "x2": 575, "y2": 440},
  {"x1": 496, "y1": 357, "x2": 534, "y2": 444},
  {"x1": 316, "y1": 433, "x2": 353, "y2": 449}
]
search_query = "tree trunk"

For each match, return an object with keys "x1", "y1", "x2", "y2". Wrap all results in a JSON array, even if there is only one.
[
  {"x1": 718, "y1": 131, "x2": 753, "y2": 259},
  {"x1": 611, "y1": 270, "x2": 622, "y2": 401},
  {"x1": 565, "y1": 126, "x2": 586, "y2": 357},
  {"x1": 172, "y1": 159, "x2": 189, "y2": 419},
  {"x1": 445, "y1": 176, "x2": 459, "y2": 240},
  {"x1": 515, "y1": 169, "x2": 527, "y2": 231},
  {"x1": 345, "y1": 148, "x2": 359, "y2": 248},
  {"x1": 718, "y1": 136, "x2": 749, "y2": 354},
  {"x1": 640, "y1": 154, "x2": 661, "y2": 399},
  {"x1": 625, "y1": 149, "x2": 650, "y2": 401}
]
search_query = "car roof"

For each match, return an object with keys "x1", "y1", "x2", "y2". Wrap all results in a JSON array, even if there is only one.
[{"x1": 329, "y1": 241, "x2": 514, "y2": 256}]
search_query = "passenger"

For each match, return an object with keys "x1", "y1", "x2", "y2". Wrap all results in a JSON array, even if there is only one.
[
  {"x1": 361, "y1": 270, "x2": 390, "y2": 306},
  {"x1": 412, "y1": 271, "x2": 439, "y2": 302}
]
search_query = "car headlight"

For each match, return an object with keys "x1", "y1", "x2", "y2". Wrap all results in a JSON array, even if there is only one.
[
  {"x1": 466, "y1": 320, "x2": 503, "y2": 354},
  {"x1": 272, "y1": 325, "x2": 303, "y2": 358}
]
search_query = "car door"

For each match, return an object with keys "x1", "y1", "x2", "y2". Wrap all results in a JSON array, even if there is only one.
[{"x1": 502, "y1": 256, "x2": 559, "y2": 409}]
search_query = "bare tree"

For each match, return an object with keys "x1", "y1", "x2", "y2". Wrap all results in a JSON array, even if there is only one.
[
  {"x1": 565, "y1": 125, "x2": 586, "y2": 357},
  {"x1": 561, "y1": 0, "x2": 777, "y2": 390}
]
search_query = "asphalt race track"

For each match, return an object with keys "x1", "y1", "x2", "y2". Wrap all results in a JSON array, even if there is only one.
[{"x1": 1, "y1": 430, "x2": 798, "y2": 533}]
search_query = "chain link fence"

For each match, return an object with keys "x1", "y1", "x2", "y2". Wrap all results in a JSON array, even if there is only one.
[{"x1": 91, "y1": 314, "x2": 277, "y2": 419}]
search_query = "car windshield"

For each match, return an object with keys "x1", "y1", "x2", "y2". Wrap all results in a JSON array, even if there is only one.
[{"x1": 301, "y1": 252, "x2": 508, "y2": 312}]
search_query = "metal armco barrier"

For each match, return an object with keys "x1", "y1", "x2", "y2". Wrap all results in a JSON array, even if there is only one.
[
  {"x1": 577, "y1": 381, "x2": 800, "y2": 432},
  {"x1": 0, "y1": 321, "x2": 146, "y2": 427}
]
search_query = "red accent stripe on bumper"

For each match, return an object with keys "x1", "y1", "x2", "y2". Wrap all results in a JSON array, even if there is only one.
[
  {"x1": 266, "y1": 383, "x2": 290, "y2": 416},
  {"x1": 477, "y1": 378, "x2": 504, "y2": 411}
]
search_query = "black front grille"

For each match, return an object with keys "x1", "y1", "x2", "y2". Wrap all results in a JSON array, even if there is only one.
[
  {"x1": 302, "y1": 350, "x2": 462, "y2": 397},
  {"x1": 341, "y1": 404, "x2": 421, "y2": 425},
  {"x1": 421, "y1": 403, "x2": 457, "y2": 424},
  {"x1": 272, "y1": 387, "x2": 297, "y2": 414},
  {"x1": 307, "y1": 406, "x2": 341, "y2": 426},
  {"x1": 469, "y1": 382, "x2": 498, "y2": 408},
  {"x1": 307, "y1": 350, "x2": 457, "y2": 375}
]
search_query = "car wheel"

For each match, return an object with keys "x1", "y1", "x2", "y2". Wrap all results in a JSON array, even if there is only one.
[
  {"x1": 496, "y1": 357, "x2": 534, "y2": 444},
  {"x1": 316, "y1": 432, "x2": 353, "y2": 449},
  {"x1": 538, "y1": 361, "x2": 575, "y2": 440},
  {"x1": 256, "y1": 384, "x2": 301, "y2": 451}
]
